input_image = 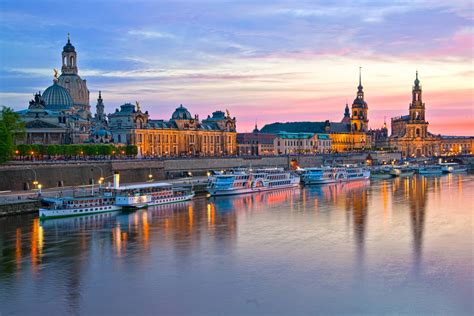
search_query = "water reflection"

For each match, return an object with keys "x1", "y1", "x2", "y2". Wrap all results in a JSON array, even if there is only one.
[{"x1": 0, "y1": 175, "x2": 472, "y2": 314}]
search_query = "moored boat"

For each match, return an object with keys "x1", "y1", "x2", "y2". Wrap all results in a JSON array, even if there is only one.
[
  {"x1": 418, "y1": 165, "x2": 443, "y2": 175},
  {"x1": 39, "y1": 195, "x2": 121, "y2": 219},
  {"x1": 370, "y1": 166, "x2": 393, "y2": 179},
  {"x1": 112, "y1": 183, "x2": 194, "y2": 209},
  {"x1": 207, "y1": 168, "x2": 300, "y2": 196},
  {"x1": 390, "y1": 165, "x2": 415, "y2": 177},
  {"x1": 101, "y1": 172, "x2": 195, "y2": 209},
  {"x1": 439, "y1": 162, "x2": 467, "y2": 173},
  {"x1": 301, "y1": 166, "x2": 370, "y2": 184},
  {"x1": 301, "y1": 167, "x2": 338, "y2": 184}
]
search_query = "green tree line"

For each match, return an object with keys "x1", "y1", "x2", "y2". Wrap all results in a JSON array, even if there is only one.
[
  {"x1": 15, "y1": 144, "x2": 138, "y2": 158},
  {"x1": 0, "y1": 106, "x2": 25, "y2": 163}
]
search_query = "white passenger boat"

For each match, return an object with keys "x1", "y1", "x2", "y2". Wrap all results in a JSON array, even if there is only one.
[
  {"x1": 346, "y1": 167, "x2": 371, "y2": 181},
  {"x1": 102, "y1": 173, "x2": 194, "y2": 209},
  {"x1": 418, "y1": 165, "x2": 443, "y2": 175},
  {"x1": 207, "y1": 168, "x2": 300, "y2": 196},
  {"x1": 303, "y1": 167, "x2": 370, "y2": 184},
  {"x1": 301, "y1": 166, "x2": 370, "y2": 184},
  {"x1": 439, "y1": 162, "x2": 467, "y2": 173},
  {"x1": 39, "y1": 195, "x2": 121, "y2": 219},
  {"x1": 390, "y1": 165, "x2": 415, "y2": 177},
  {"x1": 301, "y1": 167, "x2": 337, "y2": 184},
  {"x1": 370, "y1": 166, "x2": 393, "y2": 179}
]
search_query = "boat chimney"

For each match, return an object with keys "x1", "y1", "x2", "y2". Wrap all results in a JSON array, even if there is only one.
[{"x1": 113, "y1": 172, "x2": 120, "y2": 189}]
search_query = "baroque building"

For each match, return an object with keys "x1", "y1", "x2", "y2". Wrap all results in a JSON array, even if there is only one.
[
  {"x1": 389, "y1": 72, "x2": 441, "y2": 157},
  {"x1": 388, "y1": 72, "x2": 472, "y2": 157},
  {"x1": 260, "y1": 69, "x2": 372, "y2": 152},
  {"x1": 108, "y1": 103, "x2": 237, "y2": 156},
  {"x1": 237, "y1": 124, "x2": 277, "y2": 156},
  {"x1": 58, "y1": 34, "x2": 91, "y2": 119},
  {"x1": 16, "y1": 36, "x2": 92, "y2": 145}
]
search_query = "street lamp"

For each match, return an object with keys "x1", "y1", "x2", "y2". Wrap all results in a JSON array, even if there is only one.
[{"x1": 37, "y1": 184, "x2": 42, "y2": 194}]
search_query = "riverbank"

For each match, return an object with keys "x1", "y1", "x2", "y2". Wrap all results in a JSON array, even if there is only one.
[{"x1": 0, "y1": 152, "x2": 402, "y2": 191}]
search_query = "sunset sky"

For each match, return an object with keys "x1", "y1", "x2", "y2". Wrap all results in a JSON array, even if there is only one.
[{"x1": 0, "y1": 0, "x2": 472, "y2": 135}]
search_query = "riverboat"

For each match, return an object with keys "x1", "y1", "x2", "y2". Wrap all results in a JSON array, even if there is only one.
[
  {"x1": 390, "y1": 165, "x2": 415, "y2": 177},
  {"x1": 39, "y1": 195, "x2": 121, "y2": 219},
  {"x1": 418, "y1": 165, "x2": 443, "y2": 175},
  {"x1": 207, "y1": 168, "x2": 300, "y2": 196},
  {"x1": 301, "y1": 167, "x2": 337, "y2": 184},
  {"x1": 439, "y1": 162, "x2": 467, "y2": 173},
  {"x1": 103, "y1": 183, "x2": 194, "y2": 209},
  {"x1": 100, "y1": 172, "x2": 195, "y2": 209},
  {"x1": 370, "y1": 166, "x2": 393, "y2": 179}
]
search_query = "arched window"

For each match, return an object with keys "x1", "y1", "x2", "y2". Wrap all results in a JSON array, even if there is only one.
[
  {"x1": 70, "y1": 56, "x2": 74, "y2": 67},
  {"x1": 354, "y1": 111, "x2": 358, "y2": 117},
  {"x1": 416, "y1": 128, "x2": 420, "y2": 136}
]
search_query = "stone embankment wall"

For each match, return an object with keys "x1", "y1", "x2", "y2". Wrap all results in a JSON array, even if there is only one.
[
  {"x1": 0, "y1": 200, "x2": 41, "y2": 216},
  {"x1": 0, "y1": 152, "x2": 401, "y2": 191}
]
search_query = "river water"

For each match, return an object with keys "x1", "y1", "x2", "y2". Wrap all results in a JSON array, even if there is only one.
[{"x1": 1, "y1": 174, "x2": 473, "y2": 315}]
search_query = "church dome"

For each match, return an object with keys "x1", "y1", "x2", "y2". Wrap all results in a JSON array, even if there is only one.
[
  {"x1": 58, "y1": 73, "x2": 90, "y2": 106},
  {"x1": 42, "y1": 80, "x2": 74, "y2": 110},
  {"x1": 171, "y1": 104, "x2": 192, "y2": 120},
  {"x1": 63, "y1": 38, "x2": 75, "y2": 53}
]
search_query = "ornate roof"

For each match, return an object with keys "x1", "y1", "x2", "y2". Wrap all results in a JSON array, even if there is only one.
[
  {"x1": 63, "y1": 35, "x2": 75, "y2": 53},
  {"x1": 171, "y1": 104, "x2": 192, "y2": 120},
  {"x1": 25, "y1": 120, "x2": 62, "y2": 129},
  {"x1": 42, "y1": 80, "x2": 74, "y2": 110},
  {"x1": 261, "y1": 121, "x2": 351, "y2": 134}
]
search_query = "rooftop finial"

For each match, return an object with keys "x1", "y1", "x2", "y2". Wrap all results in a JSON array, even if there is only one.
[
  {"x1": 359, "y1": 66, "x2": 362, "y2": 87},
  {"x1": 67, "y1": 32, "x2": 70, "y2": 43},
  {"x1": 414, "y1": 69, "x2": 420, "y2": 86}
]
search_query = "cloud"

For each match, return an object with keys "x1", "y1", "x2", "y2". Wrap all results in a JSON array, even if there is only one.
[{"x1": 127, "y1": 29, "x2": 175, "y2": 39}]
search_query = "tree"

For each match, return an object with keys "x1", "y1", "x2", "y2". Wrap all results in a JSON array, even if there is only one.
[
  {"x1": 98, "y1": 144, "x2": 113, "y2": 156},
  {"x1": 0, "y1": 106, "x2": 25, "y2": 162},
  {"x1": 125, "y1": 145, "x2": 138, "y2": 156},
  {"x1": 47, "y1": 145, "x2": 59, "y2": 156}
]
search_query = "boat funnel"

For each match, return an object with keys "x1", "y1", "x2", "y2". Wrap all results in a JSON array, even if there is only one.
[{"x1": 113, "y1": 172, "x2": 120, "y2": 189}]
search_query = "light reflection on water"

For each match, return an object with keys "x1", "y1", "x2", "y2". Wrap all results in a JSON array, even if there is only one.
[{"x1": 0, "y1": 174, "x2": 473, "y2": 315}]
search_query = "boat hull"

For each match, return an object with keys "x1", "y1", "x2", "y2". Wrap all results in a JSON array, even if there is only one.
[
  {"x1": 39, "y1": 205, "x2": 122, "y2": 219},
  {"x1": 208, "y1": 183, "x2": 299, "y2": 196},
  {"x1": 419, "y1": 170, "x2": 443, "y2": 175},
  {"x1": 118, "y1": 193, "x2": 195, "y2": 209},
  {"x1": 442, "y1": 168, "x2": 467, "y2": 173},
  {"x1": 302, "y1": 178, "x2": 337, "y2": 184}
]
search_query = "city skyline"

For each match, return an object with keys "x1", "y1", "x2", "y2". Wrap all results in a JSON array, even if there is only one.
[{"x1": 0, "y1": 0, "x2": 472, "y2": 135}]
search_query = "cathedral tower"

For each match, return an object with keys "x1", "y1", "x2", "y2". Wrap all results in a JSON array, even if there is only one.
[
  {"x1": 95, "y1": 91, "x2": 105, "y2": 122},
  {"x1": 409, "y1": 71, "x2": 425, "y2": 121},
  {"x1": 350, "y1": 67, "x2": 369, "y2": 132},
  {"x1": 61, "y1": 33, "x2": 78, "y2": 75},
  {"x1": 58, "y1": 34, "x2": 91, "y2": 118}
]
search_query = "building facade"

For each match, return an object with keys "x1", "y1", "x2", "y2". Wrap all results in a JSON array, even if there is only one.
[
  {"x1": 273, "y1": 132, "x2": 332, "y2": 154},
  {"x1": 261, "y1": 70, "x2": 371, "y2": 152},
  {"x1": 388, "y1": 72, "x2": 472, "y2": 157},
  {"x1": 108, "y1": 104, "x2": 237, "y2": 157},
  {"x1": 237, "y1": 125, "x2": 276, "y2": 155}
]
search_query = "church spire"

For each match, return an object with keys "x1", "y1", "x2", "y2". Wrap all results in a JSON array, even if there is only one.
[
  {"x1": 62, "y1": 33, "x2": 77, "y2": 75},
  {"x1": 358, "y1": 66, "x2": 363, "y2": 91},
  {"x1": 253, "y1": 120, "x2": 259, "y2": 133},
  {"x1": 96, "y1": 91, "x2": 105, "y2": 121},
  {"x1": 414, "y1": 70, "x2": 420, "y2": 88},
  {"x1": 344, "y1": 101, "x2": 350, "y2": 118}
]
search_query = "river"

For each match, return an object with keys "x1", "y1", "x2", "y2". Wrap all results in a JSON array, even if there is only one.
[{"x1": 1, "y1": 174, "x2": 472, "y2": 315}]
